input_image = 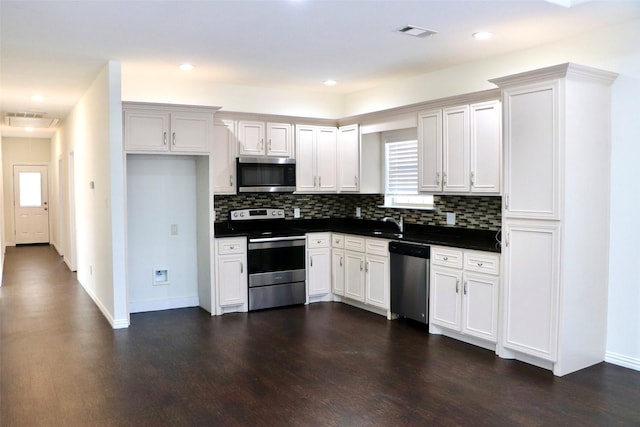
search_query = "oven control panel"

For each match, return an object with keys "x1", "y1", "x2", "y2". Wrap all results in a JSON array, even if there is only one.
[{"x1": 230, "y1": 208, "x2": 285, "y2": 221}]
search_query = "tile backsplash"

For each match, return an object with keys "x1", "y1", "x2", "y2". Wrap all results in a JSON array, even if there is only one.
[{"x1": 214, "y1": 193, "x2": 501, "y2": 231}]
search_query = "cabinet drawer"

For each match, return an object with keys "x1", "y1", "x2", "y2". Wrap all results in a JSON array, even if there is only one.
[
  {"x1": 332, "y1": 234, "x2": 345, "y2": 248},
  {"x1": 217, "y1": 237, "x2": 246, "y2": 255},
  {"x1": 431, "y1": 247, "x2": 463, "y2": 268},
  {"x1": 307, "y1": 233, "x2": 330, "y2": 249},
  {"x1": 344, "y1": 236, "x2": 365, "y2": 252},
  {"x1": 464, "y1": 251, "x2": 500, "y2": 275},
  {"x1": 366, "y1": 238, "x2": 389, "y2": 256}
]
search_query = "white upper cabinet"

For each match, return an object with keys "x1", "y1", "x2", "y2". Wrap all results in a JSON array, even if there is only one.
[
  {"x1": 337, "y1": 124, "x2": 360, "y2": 192},
  {"x1": 124, "y1": 104, "x2": 215, "y2": 154},
  {"x1": 418, "y1": 101, "x2": 501, "y2": 195},
  {"x1": 295, "y1": 125, "x2": 337, "y2": 193},
  {"x1": 213, "y1": 119, "x2": 237, "y2": 194},
  {"x1": 470, "y1": 100, "x2": 502, "y2": 194},
  {"x1": 238, "y1": 120, "x2": 293, "y2": 157},
  {"x1": 442, "y1": 105, "x2": 470, "y2": 193},
  {"x1": 502, "y1": 83, "x2": 559, "y2": 219},
  {"x1": 418, "y1": 109, "x2": 443, "y2": 192}
]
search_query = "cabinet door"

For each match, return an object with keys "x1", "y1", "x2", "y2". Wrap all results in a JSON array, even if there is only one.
[
  {"x1": 213, "y1": 119, "x2": 237, "y2": 194},
  {"x1": 418, "y1": 109, "x2": 443, "y2": 192},
  {"x1": 238, "y1": 121, "x2": 266, "y2": 156},
  {"x1": 218, "y1": 255, "x2": 246, "y2": 307},
  {"x1": 332, "y1": 249, "x2": 345, "y2": 296},
  {"x1": 316, "y1": 127, "x2": 338, "y2": 192},
  {"x1": 503, "y1": 221, "x2": 560, "y2": 361},
  {"x1": 171, "y1": 111, "x2": 212, "y2": 153},
  {"x1": 365, "y1": 254, "x2": 389, "y2": 309},
  {"x1": 344, "y1": 251, "x2": 366, "y2": 302},
  {"x1": 462, "y1": 272, "x2": 499, "y2": 343},
  {"x1": 295, "y1": 126, "x2": 316, "y2": 192},
  {"x1": 266, "y1": 123, "x2": 292, "y2": 157},
  {"x1": 470, "y1": 100, "x2": 501, "y2": 194},
  {"x1": 338, "y1": 125, "x2": 360, "y2": 192},
  {"x1": 308, "y1": 248, "x2": 331, "y2": 297},
  {"x1": 442, "y1": 106, "x2": 470, "y2": 192},
  {"x1": 430, "y1": 265, "x2": 462, "y2": 331},
  {"x1": 124, "y1": 109, "x2": 170, "y2": 152},
  {"x1": 503, "y1": 82, "x2": 560, "y2": 219}
]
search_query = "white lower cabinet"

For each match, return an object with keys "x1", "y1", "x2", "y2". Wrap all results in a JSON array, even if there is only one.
[
  {"x1": 334, "y1": 234, "x2": 390, "y2": 317},
  {"x1": 214, "y1": 237, "x2": 248, "y2": 314},
  {"x1": 306, "y1": 233, "x2": 332, "y2": 302},
  {"x1": 430, "y1": 246, "x2": 499, "y2": 345}
]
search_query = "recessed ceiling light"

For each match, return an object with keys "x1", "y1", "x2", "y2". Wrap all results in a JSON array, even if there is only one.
[
  {"x1": 473, "y1": 31, "x2": 493, "y2": 40},
  {"x1": 397, "y1": 25, "x2": 438, "y2": 38},
  {"x1": 323, "y1": 79, "x2": 337, "y2": 86},
  {"x1": 25, "y1": 127, "x2": 35, "y2": 132},
  {"x1": 31, "y1": 95, "x2": 44, "y2": 102},
  {"x1": 179, "y1": 63, "x2": 194, "y2": 71}
]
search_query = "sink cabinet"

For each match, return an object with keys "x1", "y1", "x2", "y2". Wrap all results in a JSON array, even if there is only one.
[{"x1": 307, "y1": 233, "x2": 332, "y2": 303}]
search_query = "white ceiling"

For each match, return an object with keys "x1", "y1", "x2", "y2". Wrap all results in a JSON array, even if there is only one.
[{"x1": 1, "y1": 0, "x2": 640, "y2": 136}]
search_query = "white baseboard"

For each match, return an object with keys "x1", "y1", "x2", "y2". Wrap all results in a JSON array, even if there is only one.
[
  {"x1": 605, "y1": 351, "x2": 640, "y2": 372},
  {"x1": 129, "y1": 296, "x2": 200, "y2": 314},
  {"x1": 52, "y1": 241, "x2": 63, "y2": 256},
  {"x1": 79, "y1": 280, "x2": 130, "y2": 329}
]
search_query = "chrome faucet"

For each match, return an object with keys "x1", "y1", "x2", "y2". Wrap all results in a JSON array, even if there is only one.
[{"x1": 382, "y1": 216, "x2": 403, "y2": 233}]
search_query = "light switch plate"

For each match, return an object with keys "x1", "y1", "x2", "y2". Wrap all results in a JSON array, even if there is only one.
[{"x1": 294, "y1": 208, "x2": 301, "y2": 218}]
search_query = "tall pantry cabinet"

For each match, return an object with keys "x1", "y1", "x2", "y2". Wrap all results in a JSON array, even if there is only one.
[{"x1": 490, "y1": 64, "x2": 617, "y2": 376}]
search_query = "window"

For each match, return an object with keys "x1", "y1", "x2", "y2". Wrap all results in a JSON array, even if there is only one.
[{"x1": 382, "y1": 129, "x2": 434, "y2": 209}]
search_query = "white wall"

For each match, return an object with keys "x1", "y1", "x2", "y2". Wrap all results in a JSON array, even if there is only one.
[
  {"x1": 1, "y1": 137, "x2": 51, "y2": 246},
  {"x1": 59, "y1": 61, "x2": 128, "y2": 328},
  {"x1": 126, "y1": 155, "x2": 199, "y2": 313},
  {"x1": 122, "y1": 75, "x2": 345, "y2": 119},
  {"x1": 0, "y1": 136, "x2": 4, "y2": 284}
]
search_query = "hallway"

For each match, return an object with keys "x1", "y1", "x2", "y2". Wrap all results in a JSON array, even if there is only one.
[{"x1": 2, "y1": 245, "x2": 640, "y2": 426}]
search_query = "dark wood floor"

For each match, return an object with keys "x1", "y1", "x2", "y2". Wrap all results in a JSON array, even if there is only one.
[{"x1": 2, "y1": 245, "x2": 640, "y2": 426}]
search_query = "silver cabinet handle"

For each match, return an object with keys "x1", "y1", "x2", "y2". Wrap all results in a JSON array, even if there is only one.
[
  {"x1": 268, "y1": 139, "x2": 272, "y2": 151},
  {"x1": 505, "y1": 232, "x2": 509, "y2": 248},
  {"x1": 229, "y1": 175, "x2": 233, "y2": 186},
  {"x1": 319, "y1": 176, "x2": 322, "y2": 187},
  {"x1": 310, "y1": 256, "x2": 313, "y2": 267},
  {"x1": 172, "y1": 132, "x2": 176, "y2": 146},
  {"x1": 464, "y1": 281, "x2": 468, "y2": 295},
  {"x1": 505, "y1": 194, "x2": 510, "y2": 209},
  {"x1": 340, "y1": 256, "x2": 343, "y2": 267},
  {"x1": 240, "y1": 262, "x2": 243, "y2": 274},
  {"x1": 365, "y1": 261, "x2": 369, "y2": 273},
  {"x1": 455, "y1": 279, "x2": 459, "y2": 293},
  {"x1": 470, "y1": 171, "x2": 475, "y2": 186},
  {"x1": 443, "y1": 256, "x2": 449, "y2": 261},
  {"x1": 314, "y1": 176, "x2": 317, "y2": 187},
  {"x1": 260, "y1": 138, "x2": 264, "y2": 150},
  {"x1": 360, "y1": 260, "x2": 363, "y2": 271},
  {"x1": 229, "y1": 246, "x2": 235, "y2": 250},
  {"x1": 443, "y1": 172, "x2": 447, "y2": 185},
  {"x1": 477, "y1": 262, "x2": 483, "y2": 267},
  {"x1": 354, "y1": 175, "x2": 358, "y2": 186},
  {"x1": 163, "y1": 132, "x2": 167, "y2": 146},
  {"x1": 436, "y1": 172, "x2": 440, "y2": 185}
]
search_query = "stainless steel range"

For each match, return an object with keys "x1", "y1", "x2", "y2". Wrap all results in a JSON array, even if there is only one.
[{"x1": 228, "y1": 208, "x2": 306, "y2": 311}]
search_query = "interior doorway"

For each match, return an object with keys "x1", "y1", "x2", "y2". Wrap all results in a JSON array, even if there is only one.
[{"x1": 13, "y1": 164, "x2": 50, "y2": 244}]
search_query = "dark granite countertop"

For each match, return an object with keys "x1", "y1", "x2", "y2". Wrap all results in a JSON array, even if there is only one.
[{"x1": 214, "y1": 218, "x2": 501, "y2": 253}]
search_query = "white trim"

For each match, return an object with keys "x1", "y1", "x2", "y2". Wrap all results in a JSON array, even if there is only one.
[
  {"x1": 129, "y1": 296, "x2": 200, "y2": 314},
  {"x1": 605, "y1": 351, "x2": 640, "y2": 372},
  {"x1": 80, "y1": 280, "x2": 130, "y2": 329}
]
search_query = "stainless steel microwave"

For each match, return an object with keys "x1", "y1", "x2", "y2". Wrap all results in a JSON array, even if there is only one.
[{"x1": 236, "y1": 157, "x2": 296, "y2": 193}]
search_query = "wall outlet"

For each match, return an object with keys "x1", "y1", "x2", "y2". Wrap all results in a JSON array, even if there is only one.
[
  {"x1": 355, "y1": 207, "x2": 361, "y2": 218},
  {"x1": 171, "y1": 224, "x2": 178, "y2": 235},
  {"x1": 446, "y1": 212, "x2": 456, "y2": 225},
  {"x1": 294, "y1": 208, "x2": 301, "y2": 218}
]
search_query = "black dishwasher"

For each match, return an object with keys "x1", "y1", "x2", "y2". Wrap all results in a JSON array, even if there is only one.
[{"x1": 389, "y1": 242, "x2": 430, "y2": 324}]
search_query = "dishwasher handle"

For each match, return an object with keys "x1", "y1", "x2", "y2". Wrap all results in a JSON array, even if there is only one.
[{"x1": 388, "y1": 242, "x2": 430, "y2": 259}]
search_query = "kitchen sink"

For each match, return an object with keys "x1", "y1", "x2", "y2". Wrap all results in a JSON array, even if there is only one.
[{"x1": 371, "y1": 230, "x2": 403, "y2": 238}]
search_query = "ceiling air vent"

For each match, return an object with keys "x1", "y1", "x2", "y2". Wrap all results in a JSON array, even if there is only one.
[
  {"x1": 4, "y1": 112, "x2": 59, "y2": 129},
  {"x1": 396, "y1": 25, "x2": 438, "y2": 38}
]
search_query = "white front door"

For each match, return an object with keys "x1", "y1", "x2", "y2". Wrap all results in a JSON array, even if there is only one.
[{"x1": 13, "y1": 165, "x2": 50, "y2": 244}]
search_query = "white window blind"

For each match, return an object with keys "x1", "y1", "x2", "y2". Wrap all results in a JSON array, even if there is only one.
[{"x1": 385, "y1": 140, "x2": 418, "y2": 195}]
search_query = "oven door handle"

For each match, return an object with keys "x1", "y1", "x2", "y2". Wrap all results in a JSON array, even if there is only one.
[{"x1": 249, "y1": 236, "x2": 306, "y2": 243}]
